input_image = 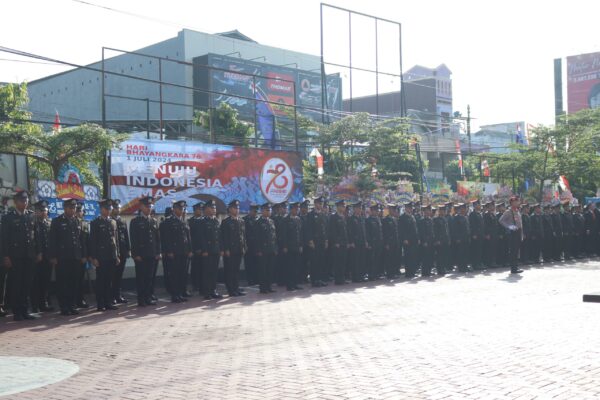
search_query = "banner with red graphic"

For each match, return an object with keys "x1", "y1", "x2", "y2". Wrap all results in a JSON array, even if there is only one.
[{"x1": 110, "y1": 140, "x2": 303, "y2": 214}]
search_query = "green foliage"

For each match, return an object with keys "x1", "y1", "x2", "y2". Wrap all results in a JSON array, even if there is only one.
[
  {"x1": 194, "y1": 102, "x2": 253, "y2": 146},
  {"x1": 0, "y1": 82, "x2": 128, "y2": 188}
]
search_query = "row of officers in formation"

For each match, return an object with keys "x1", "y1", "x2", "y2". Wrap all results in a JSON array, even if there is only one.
[{"x1": 2, "y1": 189, "x2": 600, "y2": 322}]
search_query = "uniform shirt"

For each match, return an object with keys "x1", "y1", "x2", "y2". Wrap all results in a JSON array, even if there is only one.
[
  {"x1": 542, "y1": 213, "x2": 555, "y2": 238},
  {"x1": 418, "y1": 216, "x2": 434, "y2": 246},
  {"x1": 89, "y1": 216, "x2": 119, "y2": 261},
  {"x1": 433, "y1": 216, "x2": 450, "y2": 245},
  {"x1": 35, "y1": 216, "x2": 52, "y2": 258},
  {"x1": 469, "y1": 210, "x2": 484, "y2": 238},
  {"x1": 584, "y1": 210, "x2": 597, "y2": 234},
  {"x1": 483, "y1": 211, "x2": 498, "y2": 239},
  {"x1": 398, "y1": 213, "x2": 419, "y2": 246},
  {"x1": 550, "y1": 213, "x2": 563, "y2": 237},
  {"x1": 347, "y1": 215, "x2": 367, "y2": 247},
  {"x1": 220, "y1": 216, "x2": 246, "y2": 254},
  {"x1": 573, "y1": 212, "x2": 585, "y2": 236},
  {"x1": 365, "y1": 215, "x2": 383, "y2": 249},
  {"x1": 521, "y1": 213, "x2": 531, "y2": 238},
  {"x1": 129, "y1": 214, "x2": 161, "y2": 258},
  {"x1": 160, "y1": 215, "x2": 191, "y2": 256},
  {"x1": 451, "y1": 215, "x2": 471, "y2": 243},
  {"x1": 306, "y1": 210, "x2": 328, "y2": 246},
  {"x1": 529, "y1": 214, "x2": 545, "y2": 240},
  {"x1": 272, "y1": 214, "x2": 286, "y2": 252},
  {"x1": 328, "y1": 213, "x2": 348, "y2": 247},
  {"x1": 499, "y1": 209, "x2": 523, "y2": 240},
  {"x1": 254, "y1": 216, "x2": 277, "y2": 255},
  {"x1": 113, "y1": 216, "x2": 131, "y2": 258},
  {"x1": 560, "y1": 212, "x2": 574, "y2": 236},
  {"x1": 188, "y1": 216, "x2": 203, "y2": 253},
  {"x1": 48, "y1": 213, "x2": 87, "y2": 260},
  {"x1": 200, "y1": 216, "x2": 221, "y2": 255},
  {"x1": 1, "y1": 209, "x2": 36, "y2": 259},
  {"x1": 282, "y1": 215, "x2": 303, "y2": 252},
  {"x1": 381, "y1": 215, "x2": 399, "y2": 249}
]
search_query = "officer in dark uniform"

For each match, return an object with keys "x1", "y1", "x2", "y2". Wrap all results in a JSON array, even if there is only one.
[
  {"x1": 520, "y1": 203, "x2": 531, "y2": 264},
  {"x1": 74, "y1": 202, "x2": 91, "y2": 309},
  {"x1": 160, "y1": 200, "x2": 192, "y2": 303},
  {"x1": 90, "y1": 199, "x2": 120, "y2": 312},
  {"x1": 498, "y1": 196, "x2": 524, "y2": 274},
  {"x1": 529, "y1": 204, "x2": 544, "y2": 264},
  {"x1": 281, "y1": 201, "x2": 304, "y2": 291},
  {"x1": 49, "y1": 198, "x2": 88, "y2": 316},
  {"x1": 551, "y1": 203, "x2": 564, "y2": 261},
  {"x1": 542, "y1": 204, "x2": 556, "y2": 262},
  {"x1": 198, "y1": 199, "x2": 222, "y2": 300},
  {"x1": 306, "y1": 197, "x2": 329, "y2": 287},
  {"x1": 482, "y1": 201, "x2": 498, "y2": 268},
  {"x1": 188, "y1": 201, "x2": 204, "y2": 293},
  {"x1": 418, "y1": 204, "x2": 435, "y2": 277},
  {"x1": 433, "y1": 205, "x2": 450, "y2": 275},
  {"x1": 365, "y1": 203, "x2": 383, "y2": 280},
  {"x1": 129, "y1": 196, "x2": 160, "y2": 306},
  {"x1": 382, "y1": 204, "x2": 400, "y2": 279},
  {"x1": 272, "y1": 202, "x2": 286, "y2": 285},
  {"x1": 159, "y1": 207, "x2": 173, "y2": 296},
  {"x1": 243, "y1": 204, "x2": 259, "y2": 286},
  {"x1": 328, "y1": 199, "x2": 348, "y2": 285},
  {"x1": 255, "y1": 203, "x2": 278, "y2": 294},
  {"x1": 495, "y1": 202, "x2": 508, "y2": 268},
  {"x1": 1, "y1": 190, "x2": 37, "y2": 320},
  {"x1": 299, "y1": 200, "x2": 311, "y2": 283},
  {"x1": 399, "y1": 202, "x2": 420, "y2": 278},
  {"x1": 444, "y1": 202, "x2": 456, "y2": 271},
  {"x1": 572, "y1": 203, "x2": 585, "y2": 258},
  {"x1": 346, "y1": 202, "x2": 367, "y2": 282},
  {"x1": 452, "y1": 203, "x2": 471, "y2": 272},
  {"x1": 220, "y1": 199, "x2": 246, "y2": 297},
  {"x1": 560, "y1": 201, "x2": 575, "y2": 260},
  {"x1": 30, "y1": 200, "x2": 54, "y2": 313},
  {"x1": 468, "y1": 199, "x2": 485, "y2": 270},
  {"x1": 110, "y1": 199, "x2": 130, "y2": 304}
]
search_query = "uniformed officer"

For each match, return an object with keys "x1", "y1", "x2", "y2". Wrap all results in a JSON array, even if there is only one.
[
  {"x1": 255, "y1": 203, "x2": 278, "y2": 294},
  {"x1": 382, "y1": 204, "x2": 400, "y2": 279},
  {"x1": 160, "y1": 200, "x2": 192, "y2": 303},
  {"x1": 199, "y1": 199, "x2": 223, "y2": 300},
  {"x1": 1, "y1": 190, "x2": 37, "y2": 320},
  {"x1": 111, "y1": 199, "x2": 130, "y2": 304},
  {"x1": 468, "y1": 199, "x2": 485, "y2": 270},
  {"x1": 433, "y1": 205, "x2": 450, "y2": 275},
  {"x1": 418, "y1": 204, "x2": 435, "y2": 277},
  {"x1": 305, "y1": 197, "x2": 329, "y2": 287},
  {"x1": 74, "y1": 202, "x2": 90, "y2": 309},
  {"x1": 584, "y1": 203, "x2": 597, "y2": 257},
  {"x1": 452, "y1": 203, "x2": 471, "y2": 272},
  {"x1": 241, "y1": 205, "x2": 257, "y2": 287},
  {"x1": 347, "y1": 201, "x2": 368, "y2": 283},
  {"x1": 129, "y1": 196, "x2": 160, "y2": 307},
  {"x1": 365, "y1": 203, "x2": 383, "y2": 280},
  {"x1": 272, "y1": 202, "x2": 287, "y2": 285},
  {"x1": 159, "y1": 206, "x2": 173, "y2": 296},
  {"x1": 572, "y1": 203, "x2": 585, "y2": 258},
  {"x1": 482, "y1": 201, "x2": 498, "y2": 268},
  {"x1": 220, "y1": 199, "x2": 246, "y2": 297},
  {"x1": 529, "y1": 204, "x2": 544, "y2": 264},
  {"x1": 0, "y1": 207, "x2": 6, "y2": 317},
  {"x1": 281, "y1": 201, "x2": 304, "y2": 291},
  {"x1": 399, "y1": 202, "x2": 420, "y2": 278},
  {"x1": 30, "y1": 200, "x2": 54, "y2": 313},
  {"x1": 90, "y1": 199, "x2": 120, "y2": 311},
  {"x1": 551, "y1": 203, "x2": 564, "y2": 261},
  {"x1": 328, "y1": 199, "x2": 349, "y2": 285},
  {"x1": 444, "y1": 202, "x2": 456, "y2": 271},
  {"x1": 188, "y1": 201, "x2": 204, "y2": 294},
  {"x1": 542, "y1": 204, "x2": 556, "y2": 262},
  {"x1": 560, "y1": 201, "x2": 575, "y2": 260},
  {"x1": 49, "y1": 198, "x2": 88, "y2": 316},
  {"x1": 520, "y1": 203, "x2": 531, "y2": 264},
  {"x1": 498, "y1": 196, "x2": 523, "y2": 274},
  {"x1": 299, "y1": 200, "x2": 311, "y2": 283},
  {"x1": 495, "y1": 202, "x2": 509, "y2": 268}
]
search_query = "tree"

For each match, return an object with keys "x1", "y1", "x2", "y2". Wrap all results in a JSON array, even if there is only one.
[
  {"x1": 0, "y1": 82, "x2": 128, "y2": 188},
  {"x1": 194, "y1": 102, "x2": 253, "y2": 146}
]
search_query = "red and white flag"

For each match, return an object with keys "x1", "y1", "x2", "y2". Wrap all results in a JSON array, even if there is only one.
[
  {"x1": 309, "y1": 148, "x2": 324, "y2": 177},
  {"x1": 53, "y1": 110, "x2": 61, "y2": 133},
  {"x1": 481, "y1": 159, "x2": 490, "y2": 177},
  {"x1": 455, "y1": 140, "x2": 463, "y2": 176},
  {"x1": 558, "y1": 175, "x2": 570, "y2": 192}
]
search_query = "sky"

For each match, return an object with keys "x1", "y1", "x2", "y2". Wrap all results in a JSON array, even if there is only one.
[{"x1": 1, "y1": 0, "x2": 599, "y2": 131}]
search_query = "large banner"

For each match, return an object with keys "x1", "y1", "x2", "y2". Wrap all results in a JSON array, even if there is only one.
[
  {"x1": 110, "y1": 140, "x2": 303, "y2": 214},
  {"x1": 35, "y1": 179, "x2": 101, "y2": 221},
  {"x1": 567, "y1": 52, "x2": 600, "y2": 114}
]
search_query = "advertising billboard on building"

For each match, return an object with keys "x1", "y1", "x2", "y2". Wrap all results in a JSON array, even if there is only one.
[
  {"x1": 110, "y1": 140, "x2": 303, "y2": 214},
  {"x1": 567, "y1": 51, "x2": 600, "y2": 113}
]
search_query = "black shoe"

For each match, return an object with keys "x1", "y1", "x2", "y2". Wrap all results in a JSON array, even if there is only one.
[
  {"x1": 69, "y1": 308, "x2": 80, "y2": 315},
  {"x1": 77, "y1": 301, "x2": 90, "y2": 309},
  {"x1": 286, "y1": 287, "x2": 295, "y2": 291},
  {"x1": 210, "y1": 292, "x2": 223, "y2": 299},
  {"x1": 179, "y1": 296, "x2": 188, "y2": 302},
  {"x1": 236, "y1": 291, "x2": 246, "y2": 296},
  {"x1": 146, "y1": 300, "x2": 157, "y2": 305},
  {"x1": 172, "y1": 297, "x2": 182, "y2": 303},
  {"x1": 96, "y1": 307, "x2": 106, "y2": 312},
  {"x1": 182, "y1": 291, "x2": 192, "y2": 298},
  {"x1": 116, "y1": 297, "x2": 128, "y2": 304},
  {"x1": 237, "y1": 289, "x2": 246, "y2": 294},
  {"x1": 137, "y1": 301, "x2": 146, "y2": 307},
  {"x1": 31, "y1": 307, "x2": 40, "y2": 313},
  {"x1": 22, "y1": 313, "x2": 38, "y2": 320},
  {"x1": 40, "y1": 305, "x2": 55, "y2": 312},
  {"x1": 294, "y1": 285, "x2": 304, "y2": 290},
  {"x1": 111, "y1": 299, "x2": 117, "y2": 305},
  {"x1": 60, "y1": 309, "x2": 70, "y2": 316},
  {"x1": 268, "y1": 288, "x2": 277, "y2": 293},
  {"x1": 511, "y1": 269, "x2": 524, "y2": 274},
  {"x1": 106, "y1": 304, "x2": 118, "y2": 310},
  {"x1": 203, "y1": 295, "x2": 212, "y2": 300},
  {"x1": 259, "y1": 289, "x2": 269, "y2": 294},
  {"x1": 13, "y1": 314, "x2": 24, "y2": 321},
  {"x1": 151, "y1": 295, "x2": 157, "y2": 301},
  {"x1": 0, "y1": 307, "x2": 6, "y2": 317}
]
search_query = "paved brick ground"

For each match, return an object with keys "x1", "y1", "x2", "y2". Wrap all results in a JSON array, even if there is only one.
[{"x1": 2, "y1": 259, "x2": 600, "y2": 399}]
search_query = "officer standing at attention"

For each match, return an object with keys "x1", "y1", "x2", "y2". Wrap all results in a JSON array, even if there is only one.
[
  {"x1": 306, "y1": 197, "x2": 329, "y2": 287},
  {"x1": 188, "y1": 202, "x2": 204, "y2": 294},
  {"x1": 495, "y1": 202, "x2": 509, "y2": 268},
  {"x1": 560, "y1": 201, "x2": 575, "y2": 260},
  {"x1": 129, "y1": 196, "x2": 160, "y2": 307},
  {"x1": 399, "y1": 202, "x2": 420, "y2": 278},
  {"x1": 433, "y1": 205, "x2": 450, "y2": 276},
  {"x1": 418, "y1": 204, "x2": 435, "y2": 277},
  {"x1": 31, "y1": 200, "x2": 54, "y2": 313},
  {"x1": 111, "y1": 199, "x2": 130, "y2": 304},
  {"x1": 382, "y1": 204, "x2": 400, "y2": 279},
  {"x1": 49, "y1": 198, "x2": 88, "y2": 316},
  {"x1": 255, "y1": 203, "x2": 278, "y2": 294},
  {"x1": 468, "y1": 199, "x2": 485, "y2": 270},
  {"x1": 551, "y1": 203, "x2": 564, "y2": 261},
  {"x1": 542, "y1": 204, "x2": 556, "y2": 262},
  {"x1": 161, "y1": 200, "x2": 192, "y2": 303},
  {"x1": 520, "y1": 202, "x2": 531, "y2": 264},
  {"x1": 529, "y1": 204, "x2": 544, "y2": 264},
  {"x1": 365, "y1": 203, "x2": 383, "y2": 281},
  {"x1": 1, "y1": 190, "x2": 38, "y2": 321},
  {"x1": 328, "y1": 199, "x2": 349, "y2": 285},
  {"x1": 243, "y1": 204, "x2": 259, "y2": 286},
  {"x1": 482, "y1": 201, "x2": 498, "y2": 268},
  {"x1": 572, "y1": 203, "x2": 585, "y2": 258},
  {"x1": 199, "y1": 199, "x2": 223, "y2": 300},
  {"x1": 281, "y1": 201, "x2": 304, "y2": 291},
  {"x1": 90, "y1": 199, "x2": 120, "y2": 312},
  {"x1": 452, "y1": 203, "x2": 471, "y2": 273},
  {"x1": 220, "y1": 200, "x2": 246, "y2": 297},
  {"x1": 347, "y1": 202, "x2": 368, "y2": 282},
  {"x1": 498, "y1": 197, "x2": 524, "y2": 274},
  {"x1": 74, "y1": 202, "x2": 90, "y2": 309}
]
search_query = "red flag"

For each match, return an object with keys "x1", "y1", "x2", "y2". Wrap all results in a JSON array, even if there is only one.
[
  {"x1": 558, "y1": 175, "x2": 570, "y2": 192},
  {"x1": 481, "y1": 159, "x2": 490, "y2": 177},
  {"x1": 53, "y1": 110, "x2": 61, "y2": 132},
  {"x1": 455, "y1": 140, "x2": 463, "y2": 176}
]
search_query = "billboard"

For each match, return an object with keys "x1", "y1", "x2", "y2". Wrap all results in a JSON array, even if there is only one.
[
  {"x1": 34, "y1": 179, "x2": 101, "y2": 221},
  {"x1": 567, "y1": 51, "x2": 600, "y2": 113},
  {"x1": 110, "y1": 140, "x2": 303, "y2": 214}
]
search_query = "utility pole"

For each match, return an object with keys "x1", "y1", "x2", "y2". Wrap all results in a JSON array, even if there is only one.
[{"x1": 467, "y1": 104, "x2": 471, "y2": 154}]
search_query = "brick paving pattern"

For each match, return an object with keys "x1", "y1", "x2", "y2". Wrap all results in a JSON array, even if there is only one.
[{"x1": 2, "y1": 260, "x2": 600, "y2": 399}]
